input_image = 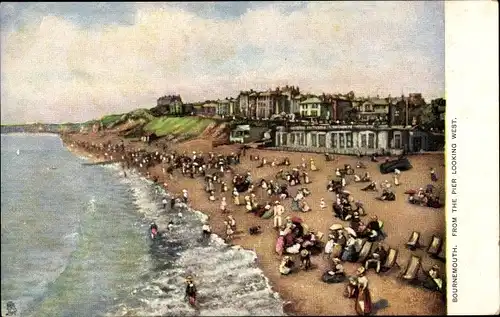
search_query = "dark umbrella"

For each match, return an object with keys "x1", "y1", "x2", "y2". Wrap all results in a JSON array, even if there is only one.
[{"x1": 291, "y1": 216, "x2": 303, "y2": 224}]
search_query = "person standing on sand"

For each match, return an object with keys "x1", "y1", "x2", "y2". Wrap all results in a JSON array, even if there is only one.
[
  {"x1": 393, "y1": 168, "x2": 401, "y2": 186},
  {"x1": 182, "y1": 189, "x2": 188, "y2": 204},
  {"x1": 232, "y1": 188, "x2": 240, "y2": 205},
  {"x1": 202, "y1": 221, "x2": 212, "y2": 239},
  {"x1": 162, "y1": 197, "x2": 168, "y2": 210},
  {"x1": 220, "y1": 197, "x2": 227, "y2": 213},
  {"x1": 324, "y1": 235, "x2": 335, "y2": 259},
  {"x1": 221, "y1": 181, "x2": 228, "y2": 192},
  {"x1": 430, "y1": 167, "x2": 438, "y2": 182},
  {"x1": 227, "y1": 215, "x2": 236, "y2": 230},
  {"x1": 224, "y1": 221, "x2": 234, "y2": 242},
  {"x1": 354, "y1": 266, "x2": 373, "y2": 316},
  {"x1": 273, "y1": 201, "x2": 284, "y2": 229},
  {"x1": 244, "y1": 196, "x2": 252, "y2": 212},
  {"x1": 301, "y1": 157, "x2": 307, "y2": 170},
  {"x1": 310, "y1": 159, "x2": 318, "y2": 171},
  {"x1": 250, "y1": 194, "x2": 258, "y2": 209},
  {"x1": 291, "y1": 191, "x2": 303, "y2": 211}
]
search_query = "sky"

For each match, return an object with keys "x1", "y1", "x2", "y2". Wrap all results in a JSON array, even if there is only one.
[{"x1": 0, "y1": 1, "x2": 445, "y2": 124}]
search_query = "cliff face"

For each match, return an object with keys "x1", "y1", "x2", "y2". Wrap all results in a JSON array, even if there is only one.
[
  {"x1": 1, "y1": 109, "x2": 230, "y2": 148},
  {"x1": 75, "y1": 113, "x2": 230, "y2": 147}
]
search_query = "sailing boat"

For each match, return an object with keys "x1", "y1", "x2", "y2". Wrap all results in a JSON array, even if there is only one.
[{"x1": 16, "y1": 149, "x2": 20, "y2": 155}]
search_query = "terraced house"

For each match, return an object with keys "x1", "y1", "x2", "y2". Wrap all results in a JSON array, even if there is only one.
[
  {"x1": 299, "y1": 97, "x2": 328, "y2": 118},
  {"x1": 357, "y1": 97, "x2": 390, "y2": 123},
  {"x1": 199, "y1": 101, "x2": 218, "y2": 116},
  {"x1": 216, "y1": 98, "x2": 236, "y2": 117},
  {"x1": 153, "y1": 95, "x2": 183, "y2": 115},
  {"x1": 237, "y1": 89, "x2": 287, "y2": 119}
]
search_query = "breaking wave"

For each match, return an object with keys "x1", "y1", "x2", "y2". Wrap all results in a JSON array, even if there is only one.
[{"x1": 104, "y1": 164, "x2": 285, "y2": 316}]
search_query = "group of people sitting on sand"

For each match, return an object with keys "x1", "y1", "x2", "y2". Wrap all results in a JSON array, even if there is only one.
[
  {"x1": 276, "y1": 217, "x2": 324, "y2": 272},
  {"x1": 360, "y1": 180, "x2": 396, "y2": 201},
  {"x1": 332, "y1": 191, "x2": 366, "y2": 220},
  {"x1": 275, "y1": 167, "x2": 305, "y2": 186},
  {"x1": 259, "y1": 178, "x2": 290, "y2": 198},
  {"x1": 406, "y1": 185, "x2": 443, "y2": 208}
]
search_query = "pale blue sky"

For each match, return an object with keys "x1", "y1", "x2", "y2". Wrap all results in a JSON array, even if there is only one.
[{"x1": 1, "y1": 2, "x2": 444, "y2": 124}]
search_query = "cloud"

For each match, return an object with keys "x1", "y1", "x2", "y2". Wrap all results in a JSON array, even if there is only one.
[{"x1": 0, "y1": 2, "x2": 444, "y2": 123}]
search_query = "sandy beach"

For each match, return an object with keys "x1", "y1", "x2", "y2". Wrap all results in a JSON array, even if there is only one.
[{"x1": 63, "y1": 132, "x2": 446, "y2": 316}]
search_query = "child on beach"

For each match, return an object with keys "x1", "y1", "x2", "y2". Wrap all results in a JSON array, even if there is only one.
[
  {"x1": 209, "y1": 191, "x2": 216, "y2": 202},
  {"x1": 202, "y1": 221, "x2": 211, "y2": 239},
  {"x1": 393, "y1": 169, "x2": 401, "y2": 186},
  {"x1": 227, "y1": 215, "x2": 236, "y2": 230},
  {"x1": 320, "y1": 198, "x2": 326, "y2": 210}
]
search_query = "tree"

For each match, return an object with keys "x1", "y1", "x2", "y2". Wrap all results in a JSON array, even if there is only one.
[
  {"x1": 420, "y1": 104, "x2": 434, "y2": 126},
  {"x1": 346, "y1": 91, "x2": 355, "y2": 100}
]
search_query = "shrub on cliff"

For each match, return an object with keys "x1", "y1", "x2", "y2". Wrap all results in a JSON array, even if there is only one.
[{"x1": 104, "y1": 109, "x2": 155, "y2": 129}]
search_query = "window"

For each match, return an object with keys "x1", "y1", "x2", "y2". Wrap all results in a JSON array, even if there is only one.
[
  {"x1": 318, "y1": 134, "x2": 326, "y2": 147},
  {"x1": 331, "y1": 133, "x2": 338, "y2": 148},
  {"x1": 299, "y1": 133, "x2": 306, "y2": 146},
  {"x1": 394, "y1": 133, "x2": 401, "y2": 149},
  {"x1": 301, "y1": 110, "x2": 308, "y2": 117},
  {"x1": 310, "y1": 110, "x2": 318, "y2": 117},
  {"x1": 339, "y1": 133, "x2": 345, "y2": 148},
  {"x1": 368, "y1": 133, "x2": 375, "y2": 149},
  {"x1": 276, "y1": 133, "x2": 281, "y2": 146},
  {"x1": 258, "y1": 108, "x2": 266, "y2": 118},
  {"x1": 290, "y1": 133, "x2": 296, "y2": 144},
  {"x1": 310, "y1": 104, "x2": 319, "y2": 109},
  {"x1": 346, "y1": 133, "x2": 353, "y2": 148},
  {"x1": 281, "y1": 133, "x2": 287, "y2": 146},
  {"x1": 361, "y1": 134, "x2": 367, "y2": 147},
  {"x1": 311, "y1": 133, "x2": 318, "y2": 147}
]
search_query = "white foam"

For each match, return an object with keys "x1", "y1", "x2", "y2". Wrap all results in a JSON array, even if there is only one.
[{"x1": 98, "y1": 164, "x2": 285, "y2": 316}]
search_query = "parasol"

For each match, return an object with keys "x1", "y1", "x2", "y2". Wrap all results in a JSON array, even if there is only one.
[
  {"x1": 291, "y1": 216, "x2": 303, "y2": 224},
  {"x1": 342, "y1": 190, "x2": 352, "y2": 195},
  {"x1": 344, "y1": 227, "x2": 357, "y2": 237},
  {"x1": 329, "y1": 223, "x2": 343, "y2": 231}
]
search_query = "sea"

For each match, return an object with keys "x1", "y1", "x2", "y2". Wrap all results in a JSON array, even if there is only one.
[{"x1": 1, "y1": 133, "x2": 285, "y2": 317}]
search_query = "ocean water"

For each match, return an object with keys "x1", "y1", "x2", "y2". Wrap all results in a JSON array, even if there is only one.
[{"x1": 1, "y1": 134, "x2": 284, "y2": 317}]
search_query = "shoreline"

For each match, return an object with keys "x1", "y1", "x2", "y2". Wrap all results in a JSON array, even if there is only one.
[
  {"x1": 62, "y1": 133, "x2": 446, "y2": 316},
  {"x1": 65, "y1": 141, "x2": 291, "y2": 314}
]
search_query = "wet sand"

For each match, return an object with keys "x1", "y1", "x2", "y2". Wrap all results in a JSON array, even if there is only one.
[{"x1": 64, "y1": 132, "x2": 446, "y2": 316}]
